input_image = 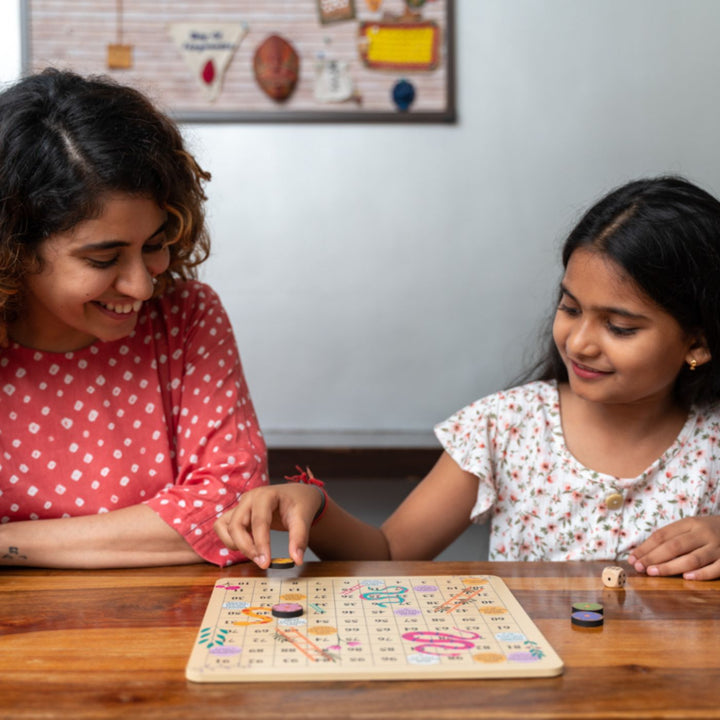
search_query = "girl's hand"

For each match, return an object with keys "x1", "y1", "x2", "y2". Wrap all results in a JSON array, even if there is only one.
[
  {"x1": 628, "y1": 516, "x2": 720, "y2": 580},
  {"x1": 214, "y1": 483, "x2": 323, "y2": 569}
]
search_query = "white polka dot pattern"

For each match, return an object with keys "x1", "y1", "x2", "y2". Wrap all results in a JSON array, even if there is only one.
[{"x1": 0, "y1": 281, "x2": 268, "y2": 566}]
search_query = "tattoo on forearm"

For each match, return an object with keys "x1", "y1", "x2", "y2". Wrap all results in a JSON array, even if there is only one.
[{"x1": 2, "y1": 546, "x2": 27, "y2": 561}]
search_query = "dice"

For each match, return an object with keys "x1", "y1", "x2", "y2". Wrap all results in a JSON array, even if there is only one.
[{"x1": 602, "y1": 566, "x2": 626, "y2": 588}]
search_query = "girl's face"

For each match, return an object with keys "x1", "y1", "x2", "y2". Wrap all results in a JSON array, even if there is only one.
[
  {"x1": 552, "y1": 247, "x2": 709, "y2": 409},
  {"x1": 11, "y1": 193, "x2": 171, "y2": 352}
]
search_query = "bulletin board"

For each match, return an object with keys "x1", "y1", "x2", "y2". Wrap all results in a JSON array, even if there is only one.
[{"x1": 21, "y1": 0, "x2": 455, "y2": 123}]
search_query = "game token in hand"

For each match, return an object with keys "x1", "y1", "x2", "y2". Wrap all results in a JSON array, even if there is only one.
[{"x1": 269, "y1": 557, "x2": 295, "y2": 569}]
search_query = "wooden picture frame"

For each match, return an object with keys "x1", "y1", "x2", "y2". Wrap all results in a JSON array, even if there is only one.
[{"x1": 21, "y1": 0, "x2": 455, "y2": 123}]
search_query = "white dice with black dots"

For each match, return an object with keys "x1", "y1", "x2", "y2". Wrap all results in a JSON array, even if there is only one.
[{"x1": 602, "y1": 566, "x2": 626, "y2": 588}]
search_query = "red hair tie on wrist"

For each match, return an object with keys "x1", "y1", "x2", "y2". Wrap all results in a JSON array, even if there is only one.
[{"x1": 284, "y1": 466, "x2": 327, "y2": 525}]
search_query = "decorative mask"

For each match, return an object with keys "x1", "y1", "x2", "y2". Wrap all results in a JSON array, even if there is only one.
[{"x1": 253, "y1": 34, "x2": 300, "y2": 102}]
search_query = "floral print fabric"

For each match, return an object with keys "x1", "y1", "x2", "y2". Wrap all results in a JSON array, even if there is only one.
[
  {"x1": 0, "y1": 281, "x2": 267, "y2": 566},
  {"x1": 435, "y1": 381, "x2": 720, "y2": 561}
]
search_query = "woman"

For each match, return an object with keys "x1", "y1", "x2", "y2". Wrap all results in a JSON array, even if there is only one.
[{"x1": 0, "y1": 68, "x2": 267, "y2": 568}]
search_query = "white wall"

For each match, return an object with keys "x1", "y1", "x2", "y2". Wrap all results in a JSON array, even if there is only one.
[
  {"x1": 0, "y1": 3, "x2": 21, "y2": 82},
  {"x1": 4, "y1": 1, "x2": 720, "y2": 447}
]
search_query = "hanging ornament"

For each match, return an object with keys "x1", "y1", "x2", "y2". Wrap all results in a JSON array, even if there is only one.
[
  {"x1": 314, "y1": 55, "x2": 360, "y2": 104},
  {"x1": 169, "y1": 23, "x2": 248, "y2": 102},
  {"x1": 107, "y1": 0, "x2": 133, "y2": 69},
  {"x1": 391, "y1": 78, "x2": 415, "y2": 111},
  {"x1": 253, "y1": 35, "x2": 300, "y2": 103},
  {"x1": 358, "y1": 15, "x2": 440, "y2": 72},
  {"x1": 318, "y1": 0, "x2": 356, "y2": 24}
]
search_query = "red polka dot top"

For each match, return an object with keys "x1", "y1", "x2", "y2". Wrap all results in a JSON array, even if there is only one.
[{"x1": 0, "y1": 281, "x2": 268, "y2": 566}]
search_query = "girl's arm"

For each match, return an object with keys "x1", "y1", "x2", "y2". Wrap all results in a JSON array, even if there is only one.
[
  {"x1": 0, "y1": 504, "x2": 201, "y2": 569},
  {"x1": 214, "y1": 452, "x2": 480, "y2": 567}
]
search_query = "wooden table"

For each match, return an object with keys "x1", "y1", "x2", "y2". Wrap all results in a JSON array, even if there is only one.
[{"x1": 1, "y1": 560, "x2": 719, "y2": 719}]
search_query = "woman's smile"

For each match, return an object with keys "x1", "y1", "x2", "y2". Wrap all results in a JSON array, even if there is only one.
[{"x1": 94, "y1": 299, "x2": 145, "y2": 316}]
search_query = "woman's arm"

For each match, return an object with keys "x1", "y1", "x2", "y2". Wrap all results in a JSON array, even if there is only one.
[
  {"x1": 143, "y1": 283, "x2": 269, "y2": 566},
  {"x1": 215, "y1": 452, "x2": 479, "y2": 567},
  {"x1": 0, "y1": 504, "x2": 202, "y2": 568}
]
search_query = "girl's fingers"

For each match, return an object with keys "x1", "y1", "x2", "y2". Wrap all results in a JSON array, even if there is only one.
[
  {"x1": 683, "y1": 557, "x2": 720, "y2": 581},
  {"x1": 213, "y1": 515, "x2": 234, "y2": 548},
  {"x1": 214, "y1": 491, "x2": 270, "y2": 565},
  {"x1": 630, "y1": 521, "x2": 696, "y2": 569},
  {"x1": 286, "y1": 510, "x2": 312, "y2": 567},
  {"x1": 639, "y1": 535, "x2": 720, "y2": 579},
  {"x1": 644, "y1": 554, "x2": 699, "y2": 577},
  {"x1": 214, "y1": 505, "x2": 260, "y2": 562},
  {"x1": 213, "y1": 484, "x2": 321, "y2": 568},
  {"x1": 248, "y1": 497, "x2": 275, "y2": 569}
]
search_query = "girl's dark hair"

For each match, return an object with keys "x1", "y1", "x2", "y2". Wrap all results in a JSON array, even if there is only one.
[
  {"x1": 530, "y1": 175, "x2": 720, "y2": 408},
  {"x1": 0, "y1": 67, "x2": 211, "y2": 343}
]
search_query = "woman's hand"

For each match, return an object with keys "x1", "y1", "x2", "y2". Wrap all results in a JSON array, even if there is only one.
[
  {"x1": 628, "y1": 515, "x2": 720, "y2": 580},
  {"x1": 214, "y1": 483, "x2": 323, "y2": 569}
]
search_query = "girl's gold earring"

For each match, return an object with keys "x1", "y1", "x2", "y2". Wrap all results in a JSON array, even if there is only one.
[{"x1": 689, "y1": 358, "x2": 698, "y2": 371}]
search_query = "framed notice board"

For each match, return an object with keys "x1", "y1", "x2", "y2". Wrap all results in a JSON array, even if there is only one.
[{"x1": 21, "y1": 0, "x2": 455, "y2": 123}]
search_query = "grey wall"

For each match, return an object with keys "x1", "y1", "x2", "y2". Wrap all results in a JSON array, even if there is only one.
[{"x1": 4, "y1": 1, "x2": 720, "y2": 448}]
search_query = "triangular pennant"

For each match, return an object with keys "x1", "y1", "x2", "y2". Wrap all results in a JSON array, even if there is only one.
[{"x1": 168, "y1": 23, "x2": 248, "y2": 102}]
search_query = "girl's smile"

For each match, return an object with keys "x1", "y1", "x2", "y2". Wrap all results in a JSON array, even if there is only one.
[
  {"x1": 9, "y1": 193, "x2": 170, "y2": 352},
  {"x1": 568, "y1": 359, "x2": 613, "y2": 380}
]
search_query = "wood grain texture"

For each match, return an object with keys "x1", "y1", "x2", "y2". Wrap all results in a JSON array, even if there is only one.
[{"x1": 1, "y1": 560, "x2": 719, "y2": 719}]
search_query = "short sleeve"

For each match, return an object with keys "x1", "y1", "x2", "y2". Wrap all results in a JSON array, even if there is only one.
[
  {"x1": 434, "y1": 393, "x2": 501, "y2": 524},
  {"x1": 143, "y1": 283, "x2": 268, "y2": 566}
]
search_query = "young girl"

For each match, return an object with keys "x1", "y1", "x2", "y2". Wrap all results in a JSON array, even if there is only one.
[
  {"x1": 0, "y1": 68, "x2": 267, "y2": 568},
  {"x1": 215, "y1": 176, "x2": 720, "y2": 581}
]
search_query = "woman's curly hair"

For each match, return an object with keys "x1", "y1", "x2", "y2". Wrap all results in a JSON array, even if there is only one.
[{"x1": 0, "y1": 68, "x2": 212, "y2": 345}]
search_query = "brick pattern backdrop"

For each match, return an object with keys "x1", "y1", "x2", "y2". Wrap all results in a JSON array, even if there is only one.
[{"x1": 24, "y1": 0, "x2": 452, "y2": 119}]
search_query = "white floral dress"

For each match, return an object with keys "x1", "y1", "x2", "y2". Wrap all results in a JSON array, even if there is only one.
[{"x1": 434, "y1": 380, "x2": 720, "y2": 562}]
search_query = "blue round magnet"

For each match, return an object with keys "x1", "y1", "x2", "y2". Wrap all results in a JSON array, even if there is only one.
[{"x1": 392, "y1": 79, "x2": 416, "y2": 111}]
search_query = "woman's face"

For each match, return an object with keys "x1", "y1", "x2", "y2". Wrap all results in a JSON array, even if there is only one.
[{"x1": 11, "y1": 193, "x2": 171, "y2": 352}]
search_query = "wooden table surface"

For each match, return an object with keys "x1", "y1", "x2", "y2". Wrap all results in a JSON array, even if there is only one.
[{"x1": 1, "y1": 560, "x2": 719, "y2": 719}]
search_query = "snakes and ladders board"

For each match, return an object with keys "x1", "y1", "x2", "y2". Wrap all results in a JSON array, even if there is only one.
[{"x1": 186, "y1": 575, "x2": 564, "y2": 682}]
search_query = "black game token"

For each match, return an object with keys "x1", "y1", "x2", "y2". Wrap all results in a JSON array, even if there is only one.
[
  {"x1": 269, "y1": 557, "x2": 295, "y2": 569},
  {"x1": 271, "y1": 602, "x2": 304, "y2": 618},
  {"x1": 571, "y1": 602, "x2": 604, "y2": 615},
  {"x1": 571, "y1": 610, "x2": 604, "y2": 628}
]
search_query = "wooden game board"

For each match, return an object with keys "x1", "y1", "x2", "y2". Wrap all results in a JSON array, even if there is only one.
[{"x1": 186, "y1": 575, "x2": 563, "y2": 682}]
